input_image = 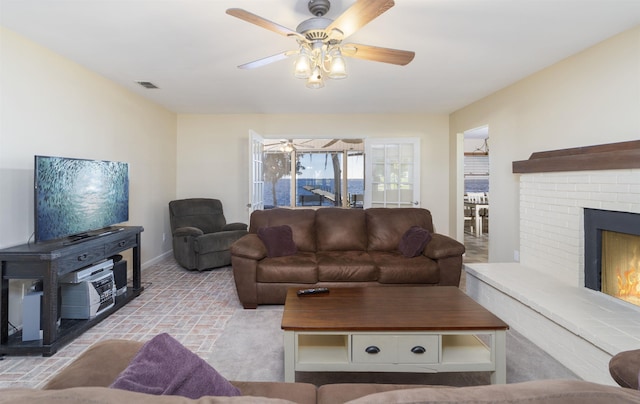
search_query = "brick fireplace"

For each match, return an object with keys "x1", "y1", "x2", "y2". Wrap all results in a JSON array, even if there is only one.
[{"x1": 465, "y1": 140, "x2": 640, "y2": 385}]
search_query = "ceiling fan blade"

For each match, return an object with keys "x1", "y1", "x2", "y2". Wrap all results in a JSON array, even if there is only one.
[
  {"x1": 238, "y1": 50, "x2": 297, "y2": 70},
  {"x1": 323, "y1": 139, "x2": 339, "y2": 148},
  {"x1": 342, "y1": 43, "x2": 415, "y2": 66},
  {"x1": 326, "y1": 0, "x2": 395, "y2": 39},
  {"x1": 226, "y1": 8, "x2": 304, "y2": 40}
]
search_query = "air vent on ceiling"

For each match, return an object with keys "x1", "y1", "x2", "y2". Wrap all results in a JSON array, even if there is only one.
[{"x1": 136, "y1": 81, "x2": 159, "y2": 89}]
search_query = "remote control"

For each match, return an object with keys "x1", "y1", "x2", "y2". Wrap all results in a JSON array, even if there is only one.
[{"x1": 297, "y1": 287, "x2": 329, "y2": 296}]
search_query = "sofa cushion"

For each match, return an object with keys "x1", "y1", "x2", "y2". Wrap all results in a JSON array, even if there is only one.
[
  {"x1": 231, "y1": 381, "x2": 317, "y2": 404},
  {"x1": 342, "y1": 380, "x2": 640, "y2": 404},
  {"x1": 257, "y1": 225, "x2": 298, "y2": 257},
  {"x1": 398, "y1": 226, "x2": 432, "y2": 257},
  {"x1": 110, "y1": 333, "x2": 241, "y2": 399},
  {"x1": 257, "y1": 252, "x2": 318, "y2": 283},
  {"x1": 317, "y1": 383, "x2": 428, "y2": 404},
  {"x1": 1, "y1": 387, "x2": 298, "y2": 403},
  {"x1": 250, "y1": 209, "x2": 317, "y2": 252},
  {"x1": 316, "y1": 251, "x2": 377, "y2": 282},
  {"x1": 316, "y1": 208, "x2": 368, "y2": 251},
  {"x1": 366, "y1": 208, "x2": 434, "y2": 252},
  {"x1": 44, "y1": 339, "x2": 144, "y2": 389},
  {"x1": 371, "y1": 251, "x2": 440, "y2": 284}
]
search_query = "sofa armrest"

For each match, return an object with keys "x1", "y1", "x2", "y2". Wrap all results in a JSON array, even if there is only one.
[
  {"x1": 230, "y1": 234, "x2": 268, "y2": 260},
  {"x1": 44, "y1": 339, "x2": 144, "y2": 389},
  {"x1": 609, "y1": 349, "x2": 640, "y2": 389},
  {"x1": 173, "y1": 226, "x2": 204, "y2": 238},
  {"x1": 423, "y1": 233, "x2": 465, "y2": 259},
  {"x1": 224, "y1": 222, "x2": 248, "y2": 232}
]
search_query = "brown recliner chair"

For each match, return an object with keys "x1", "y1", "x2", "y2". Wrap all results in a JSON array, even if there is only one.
[{"x1": 169, "y1": 198, "x2": 248, "y2": 270}]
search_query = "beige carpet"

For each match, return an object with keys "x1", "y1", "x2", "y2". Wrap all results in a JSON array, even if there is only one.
[{"x1": 208, "y1": 307, "x2": 579, "y2": 386}]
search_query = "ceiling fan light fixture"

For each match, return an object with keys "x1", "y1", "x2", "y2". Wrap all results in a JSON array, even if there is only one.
[
  {"x1": 328, "y1": 49, "x2": 347, "y2": 79},
  {"x1": 294, "y1": 51, "x2": 312, "y2": 78},
  {"x1": 283, "y1": 142, "x2": 294, "y2": 152},
  {"x1": 227, "y1": 0, "x2": 414, "y2": 89},
  {"x1": 306, "y1": 66, "x2": 325, "y2": 89}
]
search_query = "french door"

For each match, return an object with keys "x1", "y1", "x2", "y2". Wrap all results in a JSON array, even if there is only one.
[
  {"x1": 364, "y1": 138, "x2": 420, "y2": 208},
  {"x1": 248, "y1": 130, "x2": 264, "y2": 214}
]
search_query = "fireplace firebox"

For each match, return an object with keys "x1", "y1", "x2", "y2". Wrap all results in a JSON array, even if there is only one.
[{"x1": 584, "y1": 208, "x2": 640, "y2": 307}]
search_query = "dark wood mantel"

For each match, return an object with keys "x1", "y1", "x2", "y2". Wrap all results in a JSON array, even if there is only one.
[{"x1": 512, "y1": 140, "x2": 640, "y2": 174}]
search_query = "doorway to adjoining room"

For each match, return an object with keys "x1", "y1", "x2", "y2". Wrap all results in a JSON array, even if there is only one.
[{"x1": 463, "y1": 126, "x2": 489, "y2": 263}]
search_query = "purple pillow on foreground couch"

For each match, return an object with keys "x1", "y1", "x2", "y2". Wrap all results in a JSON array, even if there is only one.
[{"x1": 110, "y1": 333, "x2": 241, "y2": 399}]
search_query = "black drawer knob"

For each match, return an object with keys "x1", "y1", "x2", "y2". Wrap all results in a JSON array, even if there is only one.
[
  {"x1": 118, "y1": 240, "x2": 126, "y2": 247},
  {"x1": 77, "y1": 253, "x2": 88, "y2": 261},
  {"x1": 365, "y1": 345, "x2": 380, "y2": 354},
  {"x1": 411, "y1": 346, "x2": 426, "y2": 354}
]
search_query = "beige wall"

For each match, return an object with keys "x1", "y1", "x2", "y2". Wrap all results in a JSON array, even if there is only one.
[
  {"x1": 176, "y1": 114, "x2": 452, "y2": 233},
  {"x1": 1, "y1": 27, "x2": 177, "y2": 259},
  {"x1": 450, "y1": 25, "x2": 640, "y2": 262},
  {"x1": 1, "y1": 27, "x2": 177, "y2": 324}
]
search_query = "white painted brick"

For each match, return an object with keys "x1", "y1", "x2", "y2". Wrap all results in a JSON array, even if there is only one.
[
  {"x1": 601, "y1": 183, "x2": 630, "y2": 193},
  {"x1": 520, "y1": 170, "x2": 639, "y2": 282},
  {"x1": 509, "y1": 169, "x2": 640, "y2": 385}
]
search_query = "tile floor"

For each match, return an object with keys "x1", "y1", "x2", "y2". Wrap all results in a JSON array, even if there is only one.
[
  {"x1": 0, "y1": 234, "x2": 487, "y2": 390},
  {"x1": 0, "y1": 257, "x2": 243, "y2": 389}
]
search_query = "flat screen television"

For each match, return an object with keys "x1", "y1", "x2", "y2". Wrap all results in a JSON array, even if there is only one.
[{"x1": 34, "y1": 155, "x2": 129, "y2": 243}]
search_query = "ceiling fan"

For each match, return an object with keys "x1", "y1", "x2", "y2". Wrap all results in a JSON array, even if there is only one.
[
  {"x1": 264, "y1": 139, "x2": 316, "y2": 152},
  {"x1": 226, "y1": 0, "x2": 415, "y2": 88}
]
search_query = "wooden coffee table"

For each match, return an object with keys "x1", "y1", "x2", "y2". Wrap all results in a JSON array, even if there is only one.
[{"x1": 281, "y1": 286, "x2": 509, "y2": 384}]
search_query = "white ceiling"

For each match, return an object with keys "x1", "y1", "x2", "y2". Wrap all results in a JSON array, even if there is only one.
[{"x1": 2, "y1": 0, "x2": 639, "y2": 115}]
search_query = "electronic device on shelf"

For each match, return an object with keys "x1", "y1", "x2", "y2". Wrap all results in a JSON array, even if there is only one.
[
  {"x1": 60, "y1": 260, "x2": 116, "y2": 320},
  {"x1": 60, "y1": 259, "x2": 113, "y2": 283}
]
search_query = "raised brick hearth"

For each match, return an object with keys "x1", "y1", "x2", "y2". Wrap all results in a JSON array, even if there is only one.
[{"x1": 466, "y1": 142, "x2": 640, "y2": 385}]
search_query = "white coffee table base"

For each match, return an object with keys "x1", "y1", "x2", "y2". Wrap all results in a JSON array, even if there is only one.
[{"x1": 283, "y1": 329, "x2": 506, "y2": 384}]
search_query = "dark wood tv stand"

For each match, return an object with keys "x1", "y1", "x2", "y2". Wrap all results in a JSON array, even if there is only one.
[{"x1": 0, "y1": 226, "x2": 144, "y2": 356}]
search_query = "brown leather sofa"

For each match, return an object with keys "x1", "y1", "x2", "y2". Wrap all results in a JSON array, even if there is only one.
[
  {"x1": 4, "y1": 339, "x2": 640, "y2": 403},
  {"x1": 230, "y1": 207, "x2": 465, "y2": 309}
]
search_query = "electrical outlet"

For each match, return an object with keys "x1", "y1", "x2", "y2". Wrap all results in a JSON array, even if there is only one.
[
  {"x1": 162, "y1": 233, "x2": 166, "y2": 242},
  {"x1": 514, "y1": 250, "x2": 520, "y2": 262}
]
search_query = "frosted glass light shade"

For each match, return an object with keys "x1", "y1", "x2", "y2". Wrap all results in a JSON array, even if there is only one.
[
  {"x1": 328, "y1": 55, "x2": 347, "y2": 79},
  {"x1": 306, "y1": 66, "x2": 324, "y2": 89},
  {"x1": 294, "y1": 54, "x2": 312, "y2": 78}
]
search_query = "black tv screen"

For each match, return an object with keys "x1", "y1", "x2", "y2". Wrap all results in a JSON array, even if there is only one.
[{"x1": 34, "y1": 155, "x2": 129, "y2": 243}]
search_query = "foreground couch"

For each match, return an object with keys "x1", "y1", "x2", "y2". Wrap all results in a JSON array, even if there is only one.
[
  {"x1": 2, "y1": 338, "x2": 640, "y2": 404},
  {"x1": 231, "y1": 207, "x2": 465, "y2": 309}
]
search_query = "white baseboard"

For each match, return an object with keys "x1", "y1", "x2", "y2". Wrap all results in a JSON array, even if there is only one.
[{"x1": 142, "y1": 250, "x2": 173, "y2": 270}]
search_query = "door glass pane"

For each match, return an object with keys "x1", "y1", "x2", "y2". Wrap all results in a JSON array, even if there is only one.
[
  {"x1": 296, "y1": 152, "x2": 343, "y2": 207},
  {"x1": 263, "y1": 152, "x2": 291, "y2": 208},
  {"x1": 365, "y1": 138, "x2": 420, "y2": 208},
  {"x1": 261, "y1": 138, "x2": 364, "y2": 209},
  {"x1": 347, "y1": 151, "x2": 364, "y2": 208}
]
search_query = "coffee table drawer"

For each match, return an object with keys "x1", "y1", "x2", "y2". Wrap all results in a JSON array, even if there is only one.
[
  {"x1": 352, "y1": 334, "x2": 439, "y2": 364},
  {"x1": 397, "y1": 335, "x2": 439, "y2": 363}
]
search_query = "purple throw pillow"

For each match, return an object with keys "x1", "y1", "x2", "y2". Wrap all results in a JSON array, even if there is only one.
[
  {"x1": 110, "y1": 333, "x2": 240, "y2": 399},
  {"x1": 257, "y1": 225, "x2": 298, "y2": 257},
  {"x1": 398, "y1": 226, "x2": 432, "y2": 258}
]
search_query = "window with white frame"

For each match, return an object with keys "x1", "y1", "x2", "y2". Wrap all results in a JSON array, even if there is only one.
[{"x1": 262, "y1": 139, "x2": 364, "y2": 208}]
